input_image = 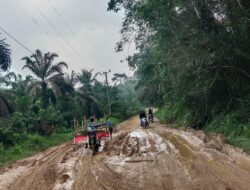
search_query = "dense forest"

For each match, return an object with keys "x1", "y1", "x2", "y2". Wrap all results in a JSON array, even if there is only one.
[
  {"x1": 108, "y1": 0, "x2": 250, "y2": 150},
  {"x1": 0, "y1": 41, "x2": 141, "y2": 163}
]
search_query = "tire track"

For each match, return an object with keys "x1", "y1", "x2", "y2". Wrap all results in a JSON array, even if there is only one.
[
  {"x1": 1, "y1": 117, "x2": 250, "y2": 190},
  {"x1": 6, "y1": 143, "x2": 75, "y2": 190}
]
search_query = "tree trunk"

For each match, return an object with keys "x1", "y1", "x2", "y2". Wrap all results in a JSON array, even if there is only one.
[{"x1": 41, "y1": 82, "x2": 48, "y2": 108}]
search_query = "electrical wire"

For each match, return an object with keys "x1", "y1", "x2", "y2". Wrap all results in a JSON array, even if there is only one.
[
  {"x1": 47, "y1": 1, "x2": 104, "y2": 66},
  {"x1": 31, "y1": 0, "x2": 85, "y2": 61},
  {"x1": 0, "y1": 27, "x2": 33, "y2": 53},
  {"x1": 3, "y1": 0, "x2": 108, "y2": 73},
  {"x1": 13, "y1": 0, "x2": 75, "y2": 58}
]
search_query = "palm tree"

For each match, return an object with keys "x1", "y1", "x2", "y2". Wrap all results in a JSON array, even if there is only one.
[
  {"x1": 55, "y1": 71, "x2": 78, "y2": 124},
  {"x1": 112, "y1": 73, "x2": 128, "y2": 85},
  {"x1": 0, "y1": 89, "x2": 14, "y2": 118},
  {"x1": 0, "y1": 72, "x2": 16, "y2": 86},
  {"x1": 0, "y1": 72, "x2": 17, "y2": 118},
  {"x1": 0, "y1": 37, "x2": 11, "y2": 72},
  {"x1": 77, "y1": 69, "x2": 101, "y2": 117},
  {"x1": 55, "y1": 71, "x2": 77, "y2": 110},
  {"x1": 22, "y1": 49, "x2": 68, "y2": 108},
  {"x1": 61, "y1": 70, "x2": 77, "y2": 95},
  {"x1": 0, "y1": 37, "x2": 13, "y2": 118}
]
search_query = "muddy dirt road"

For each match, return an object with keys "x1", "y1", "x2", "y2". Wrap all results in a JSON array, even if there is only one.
[{"x1": 1, "y1": 117, "x2": 250, "y2": 190}]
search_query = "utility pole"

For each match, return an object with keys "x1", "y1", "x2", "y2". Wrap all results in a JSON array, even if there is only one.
[{"x1": 103, "y1": 70, "x2": 111, "y2": 115}]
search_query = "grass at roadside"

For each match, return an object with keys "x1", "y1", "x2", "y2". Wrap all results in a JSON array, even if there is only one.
[
  {"x1": 97, "y1": 116, "x2": 123, "y2": 126},
  {"x1": 0, "y1": 117, "x2": 124, "y2": 166},
  {"x1": 109, "y1": 117, "x2": 123, "y2": 125},
  {"x1": 0, "y1": 129, "x2": 73, "y2": 166},
  {"x1": 156, "y1": 107, "x2": 250, "y2": 154},
  {"x1": 228, "y1": 136, "x2": 250, "y2": 153},
  {"x1": 205, "y1": 115, "x2": 250, "y2": 153},
  {"x1": 0, "y1": 115, "x2": 133, "y2": 167}
]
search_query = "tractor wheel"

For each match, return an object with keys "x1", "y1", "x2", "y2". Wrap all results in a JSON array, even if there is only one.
[{"x1": 91, "y1": 144, "x2": 96, "y2": 155}]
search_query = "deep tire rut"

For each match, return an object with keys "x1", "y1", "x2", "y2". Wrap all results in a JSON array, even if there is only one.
[{"x1": 1, "y1": 117, "x2": 250, "y2": 190}]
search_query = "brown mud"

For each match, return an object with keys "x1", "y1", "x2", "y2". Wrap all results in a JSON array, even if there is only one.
[{"x1": 1, "y1": 117, "x2": 250, "y2": 190}]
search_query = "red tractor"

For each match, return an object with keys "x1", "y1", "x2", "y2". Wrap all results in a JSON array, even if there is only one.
[{"x1": 73, "y1": 117, "x2": 111, "y2": 154}]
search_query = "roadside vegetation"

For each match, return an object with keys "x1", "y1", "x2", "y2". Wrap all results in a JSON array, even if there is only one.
[
  {"x1": 0, "y1": 39, "x2": 141, "y2": 165},
  {"x1": 0, "y1": 128, "x2": 72, "y2": 165},
  {"x1": 108, "y1": 0, "x2": 250, "y2": 152}
]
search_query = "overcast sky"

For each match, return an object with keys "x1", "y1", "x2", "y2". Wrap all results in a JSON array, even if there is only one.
[{"x1": 0, "y1": 0, "x2": 133, "y2": 82}]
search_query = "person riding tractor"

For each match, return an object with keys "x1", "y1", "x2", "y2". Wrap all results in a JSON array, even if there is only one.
[
  {"x1": 86, "y1": 117, "x2": 103, "y2": 153},
  {"x1": 86, "y1": 116, "x2": 112, "y2": 154}
]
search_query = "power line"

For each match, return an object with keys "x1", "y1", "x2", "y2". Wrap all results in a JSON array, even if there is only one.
[
  {"x1": 11, "y1": 0, "x2": 93, "y2": 70},
  {"x1": 0, "y1": 27, "x2": 33, "y2": 53},
  {"x1": 47, "y1": 1, "x2": 104, "y2": 67},
  {"x1": 49, "y1": 4, "x2": 74, "y2": 37},
  {"x1": 31, "y1": 0, "x2": 85, "y2": 61},
  {"x1": 13, "y1": 0, "x2": 75, "y2": 58}
]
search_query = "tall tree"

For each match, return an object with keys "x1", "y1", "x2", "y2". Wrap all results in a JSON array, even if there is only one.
[
  {"x1": 0, "y1": 37, "x2": 11, "y2": 72},
  {"x1": 22, "y1": 49, "x2": 68, "y2": 108},
  {"x1": 0, "y1": 36, "x2": 13, "y2": 118},
  {"x1": 108, "y1": 0, "x2": 250, "y2": 126},
  {"x1": 56, "y1": 71, "x2": 78, "y2": 125},
  {"x1": 77, "y1": 69, "x2": 101, "y2": 117},
  {"x1": 112, "y1": 73, "x2": 128, "y2": 85},
  {"x1": 0, "y1": 89, "x2": 14, "y2": 118}
]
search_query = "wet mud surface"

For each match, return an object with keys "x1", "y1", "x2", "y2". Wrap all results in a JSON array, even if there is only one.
[{"x1": 1, "y1": 117, "x2": 250, "y2": 190}]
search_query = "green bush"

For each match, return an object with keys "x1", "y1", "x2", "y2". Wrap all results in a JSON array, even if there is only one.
[
  {"x1": 0, "y1": 143, "x2": 4, "y2": 155},
  {"x1": 0, "y1": 128, "x2": 16, "y2": 147},
  {"x1": 229, "y1": 136, "x2": 250, "y2": 153},
  {"x1": 27, "y1": 134, "x2": 46, "y2": 149},
  {"x1": 33, "y1": 107, "x2": 64, "y2": 135},
  {"x1": 156, "y1": 101, "x2": 193, "y2": 127},
  {"x1": 0, "y1": 128, "x2": 28, "y2": 147},
  {"x1": 9, "y1": 112, "x2": 26, "y2": 132},
  {"x1": 205, "y1": 113, "x2": 250, "y2": 137},
  {"x1": 157, "y1": 105, "x2": 250, "y2": 153},
  {"x1": 0, "y1": 130, "x2": 73, "y2": 166},
  {"x1": 204, "y1": 112, "x2": 250, "y2": 152}
]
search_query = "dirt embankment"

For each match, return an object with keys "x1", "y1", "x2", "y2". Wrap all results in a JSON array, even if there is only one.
[{"x1": 1, "y1": 117, "x2": 250, "y2": 190}]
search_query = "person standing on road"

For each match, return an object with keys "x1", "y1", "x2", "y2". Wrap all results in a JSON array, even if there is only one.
[
  {"x1": 105, "y1": 116, "x2": 113, "y2": 140},
  {"x1": 109, "y1": 124, "x2": 113, "y2": 141}
]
